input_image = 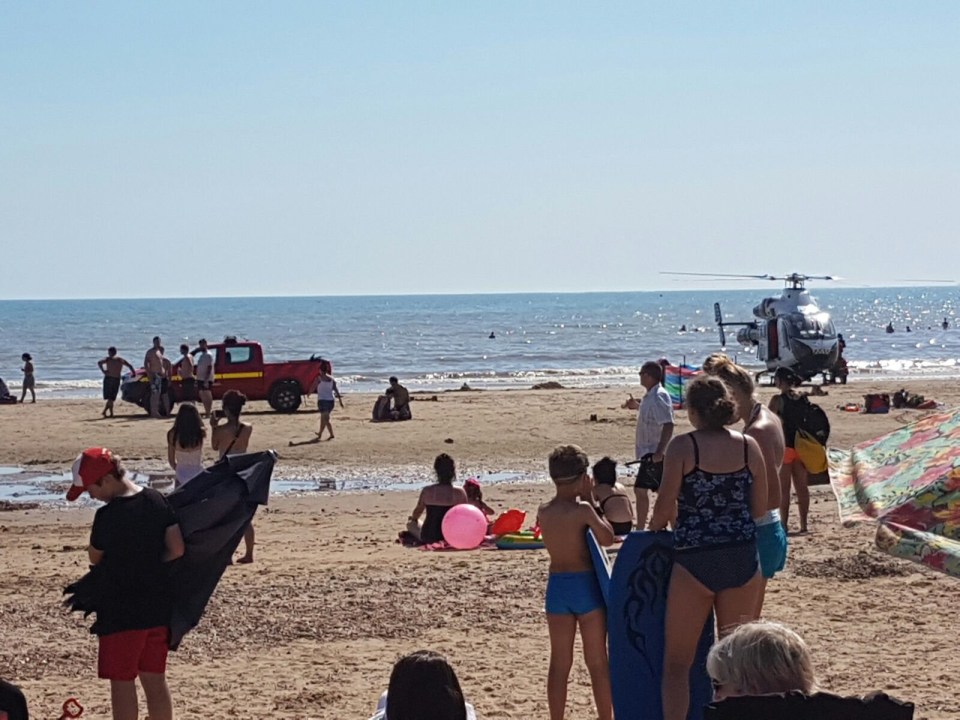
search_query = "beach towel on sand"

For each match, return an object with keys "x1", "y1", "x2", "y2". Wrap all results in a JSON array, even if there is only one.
[
  {"x1": 64, "y1": 451, "x2": 275, "y2": 650},
  {"x1": 829, "y1": 409, "x2": 960, "y2": 580}
]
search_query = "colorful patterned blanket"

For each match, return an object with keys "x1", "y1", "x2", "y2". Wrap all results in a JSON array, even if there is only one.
[{"x1": 828, "y1": 408, "x2": 960, "y2": 579}]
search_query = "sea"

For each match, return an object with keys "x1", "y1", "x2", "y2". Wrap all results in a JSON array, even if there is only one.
[{"x1": 1, "y1": 287, "x2": 958, "y2": 398}]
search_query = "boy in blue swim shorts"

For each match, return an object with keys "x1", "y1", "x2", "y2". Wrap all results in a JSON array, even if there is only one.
[{"x1": 538, "y1": 444, "x2": 615, "y2": 720}]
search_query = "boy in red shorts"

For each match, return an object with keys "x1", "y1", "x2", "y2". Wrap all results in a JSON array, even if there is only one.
[{"x1": 67, "y1": 447, "x2": 185, "y2": 720}]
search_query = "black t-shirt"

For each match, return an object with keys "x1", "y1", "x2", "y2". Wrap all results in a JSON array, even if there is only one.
[
  {"x1": 89, "y1": 487, "x2": 178, "y2": 635},
  {"x1": 0, "y1": 679, "x2": 29, "y2": 720}
]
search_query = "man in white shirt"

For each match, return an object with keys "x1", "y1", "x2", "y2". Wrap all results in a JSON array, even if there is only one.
[
  {"x1": 195, "y1": 338, "x2": 215, "y2": 418},
  {"x1": 623, "y1": 360, "x2": 675, "y2": 529}
]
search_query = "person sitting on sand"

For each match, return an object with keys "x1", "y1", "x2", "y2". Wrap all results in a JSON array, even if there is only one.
[
  {"x1": 211, "y1": 390, "x2": 255, "y2": 563},
  {"x1": 707, "y1": 621, "x2": 817, "y2": 700},
  {"x1": 389, "y1": 376, "x2": 412, "y2": 421},
  {"x1": 407, "y1": 454, "x2": 468, "y2": 544},
  {"x1": 538, "y1": 444, "x2": 615, "y2": 720},
  {"x1": 369, "y1": 650, "x2": 477, "y2": 720},
  {"x1": 590, "y1": 456, "x2": 634, "y2": 537},
  {"x1": 464, "y1": 479, "x2": 495, "y2": 518},
  {"x1": 167, "y1": 404, "x2": 206, "y2": 488}
]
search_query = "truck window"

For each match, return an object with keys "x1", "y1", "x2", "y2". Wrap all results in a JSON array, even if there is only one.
[{"x1": 224, "y1": 346, "x2": 252, "y2": 365}]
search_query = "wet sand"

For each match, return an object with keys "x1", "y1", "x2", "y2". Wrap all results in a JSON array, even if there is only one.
[{"x1": 1, "y1": 380, "x2": 958, "y2": 718}]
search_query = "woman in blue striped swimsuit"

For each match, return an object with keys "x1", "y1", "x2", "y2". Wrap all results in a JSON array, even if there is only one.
[{"x1": 650, "y1": 375, "x2": 768, "y2": 720}]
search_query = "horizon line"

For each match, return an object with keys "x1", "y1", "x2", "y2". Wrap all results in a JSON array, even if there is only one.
[{"x1": 0, "y1": 283, "x2": 955, "y2": 303}]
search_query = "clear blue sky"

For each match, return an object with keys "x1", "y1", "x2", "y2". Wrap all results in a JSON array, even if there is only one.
[{"x1": 2, "y1": 2, "x2": 958, "y2": 299}]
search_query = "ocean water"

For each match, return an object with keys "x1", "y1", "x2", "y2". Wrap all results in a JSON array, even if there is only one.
[{"x1": 0, "y1": 288, "x2": 958, "y2": 398}]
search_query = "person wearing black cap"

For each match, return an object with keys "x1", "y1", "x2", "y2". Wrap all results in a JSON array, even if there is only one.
[{"x1": 768, "y1": 368, "x2": 809, "y2": 533}]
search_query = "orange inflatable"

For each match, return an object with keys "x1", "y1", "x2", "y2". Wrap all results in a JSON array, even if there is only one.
[{"x1": 491, "y1": 509, "x2": 526, "y2": 536}]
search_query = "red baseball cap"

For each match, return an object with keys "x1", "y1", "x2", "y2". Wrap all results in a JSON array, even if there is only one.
[{"x1": 66, "y1": 448, "x2": 118, "y2": 501}]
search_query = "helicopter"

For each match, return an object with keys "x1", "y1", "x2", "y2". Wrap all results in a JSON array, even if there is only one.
[{"x1": 667, "y1": 272, "x2": 842, "y2": 382}]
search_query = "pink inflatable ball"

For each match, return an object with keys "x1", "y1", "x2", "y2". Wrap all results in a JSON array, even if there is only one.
[{"x1": 441, "y1": 504, "x2": 488, "y2": 549}]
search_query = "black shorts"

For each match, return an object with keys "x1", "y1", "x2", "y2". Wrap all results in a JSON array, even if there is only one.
[
  {"x1": 103, "y1": 376, "x2": 121, "y2": 401},
  {"x1": 181, "y1": 377, "x2": 197, "y2": 401},
  {"x1": 197, "y1": 380, "x2": 213, "y2": 391}
]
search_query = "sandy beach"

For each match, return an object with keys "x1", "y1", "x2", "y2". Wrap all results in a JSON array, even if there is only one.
[{"x1": 2, "y1": 380, "x2": 959, "y2": 719}]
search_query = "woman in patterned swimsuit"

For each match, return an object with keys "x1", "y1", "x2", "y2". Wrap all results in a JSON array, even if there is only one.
[{"x1": 650, "y1": 375, "x2": 768, "y2": 720}]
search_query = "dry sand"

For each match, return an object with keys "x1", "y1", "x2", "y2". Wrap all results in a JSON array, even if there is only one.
[{"x1": 1, "y1": 380, "x2": 958, "y2": 719}]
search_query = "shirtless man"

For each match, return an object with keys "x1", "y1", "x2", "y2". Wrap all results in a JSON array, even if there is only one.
[
  {"x1": 195, "y1": 338, "x2": 215, "y2": 418},
  {"x1": 389, "y1": 377, "x2": 411, "y2": 421},
  {"x1": 702, "y1": 354, "x2": 786, "y2": 615},
  {"x1": 538, "y1": 445, "x2": 614, "y2": 720},
  {"x1": 174, "y1": 344, "x2": 196, "y2": 405},
  {"x1": 144, "y1": 337, "x2": 165, "y2": 418},
  {"x1": 97, "y1": 347, "x2": 135, "y2": 417}
]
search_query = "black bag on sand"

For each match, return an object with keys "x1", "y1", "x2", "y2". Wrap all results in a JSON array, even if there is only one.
[{"x1": 704, "y1": 691, "x2": 914, "y2": 720}]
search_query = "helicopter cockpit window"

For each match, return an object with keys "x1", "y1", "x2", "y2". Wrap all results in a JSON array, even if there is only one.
[{"x1": 787, "y1": 313, "x2": 836, "y2": 340}]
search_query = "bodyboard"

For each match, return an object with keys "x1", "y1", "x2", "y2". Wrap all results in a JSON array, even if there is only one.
[
  {"x1": 587, "y1": 528, "x2": 613, "y2": 606},
  {"x1": 607, "y1": 531, "x2": 714, "y2": 720}
]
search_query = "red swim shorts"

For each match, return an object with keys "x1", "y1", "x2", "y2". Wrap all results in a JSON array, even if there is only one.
[
  {"x1": 98, "y1": 626, "x2": 169, "y2": 681},
  {"x1": 783, "y1": 447, "x2": 799, "y2": 465}
]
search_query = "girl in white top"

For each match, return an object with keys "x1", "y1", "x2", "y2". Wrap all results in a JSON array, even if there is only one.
[
  {"x1": 314, "y1": 361, "x2": 343, "y2": 441},
  {"x1": 167, "y1": 404, "x2": 206, "y2": 488}
]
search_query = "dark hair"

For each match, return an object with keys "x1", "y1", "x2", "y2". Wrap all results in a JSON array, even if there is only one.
[
  {"x1": 386, "y1": 650, "x2": 467, "y2": 720},
  {"x1": 390, "y1": 376, "x2": 399, "y2": 384},
  {"x1": 548, "y1": 444, "x2": 589, "y2": 484},
  {"x1": 685, "y1": 376, "x2": 737, "y2": 430},
  {"x1": 434, "y1": 454, "x2": 456, "y2": 485},
  {"x1": 592, "y1": 456, "x2": 618, "y2": 486},
  {"x1": 774, "y1": 367, "x2": 803, "y2": 388},
  {"x1": 107, "y1": 346, "x2": 117, "y2": 356},
  {"x1": 21, "y1": 353, "x2": 32, "y2": 361},
  {"x1": 180, "y1": 344, "x2": 189, "y2": 354},
  {"x1": 640, "y1": 361, "x2": 663, "y2": 383},
  {"x1": 199, "y1": 338, "x2": 207, "y2": 345},
  {"x1": 319, "y1": 359, "x2": 332, "y2": 374},
  {"x1": 153, "y1": 336, "x2": 161, "y2": 343},
  {"x1": 222, "y1": 389, "x2": 247, "y2": 418},
  {"x1": 170, "y1": 403, "x2": 205, "y2": 449}
]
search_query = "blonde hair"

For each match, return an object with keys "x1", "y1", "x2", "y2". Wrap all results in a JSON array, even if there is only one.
[
  {"x1": 706, "y1": 621, "x2": 816, "y2": 697},
  {"x1": 702, "y1": 353, "x2": 755, "y2": 401}
]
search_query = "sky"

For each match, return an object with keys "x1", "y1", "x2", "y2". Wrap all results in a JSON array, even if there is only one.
[{"x1": 1, "y1": 2, "x2": 958, "y2": 299}]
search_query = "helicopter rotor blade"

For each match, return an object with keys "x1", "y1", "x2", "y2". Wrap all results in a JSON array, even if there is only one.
[{"x1": 661, "y1": 271, "x2": 776, "y2": 280}]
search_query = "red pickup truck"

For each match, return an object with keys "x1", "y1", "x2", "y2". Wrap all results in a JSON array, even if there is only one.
[{"x1": 121, "y1": 338, "x2": 324, "y2": 414}]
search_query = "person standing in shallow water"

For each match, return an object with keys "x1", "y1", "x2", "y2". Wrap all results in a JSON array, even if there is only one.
[
  {"x1": 19, "y1": 353, "x2": 36, "y2": 403},
  {"x1": 98, "y1": 347, "x2": 135, "y2": 417}
]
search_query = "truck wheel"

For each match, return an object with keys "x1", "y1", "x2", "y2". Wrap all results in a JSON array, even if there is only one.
[{"x1": 269, "y1": 380, "x2": 302, "y2": 413}]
